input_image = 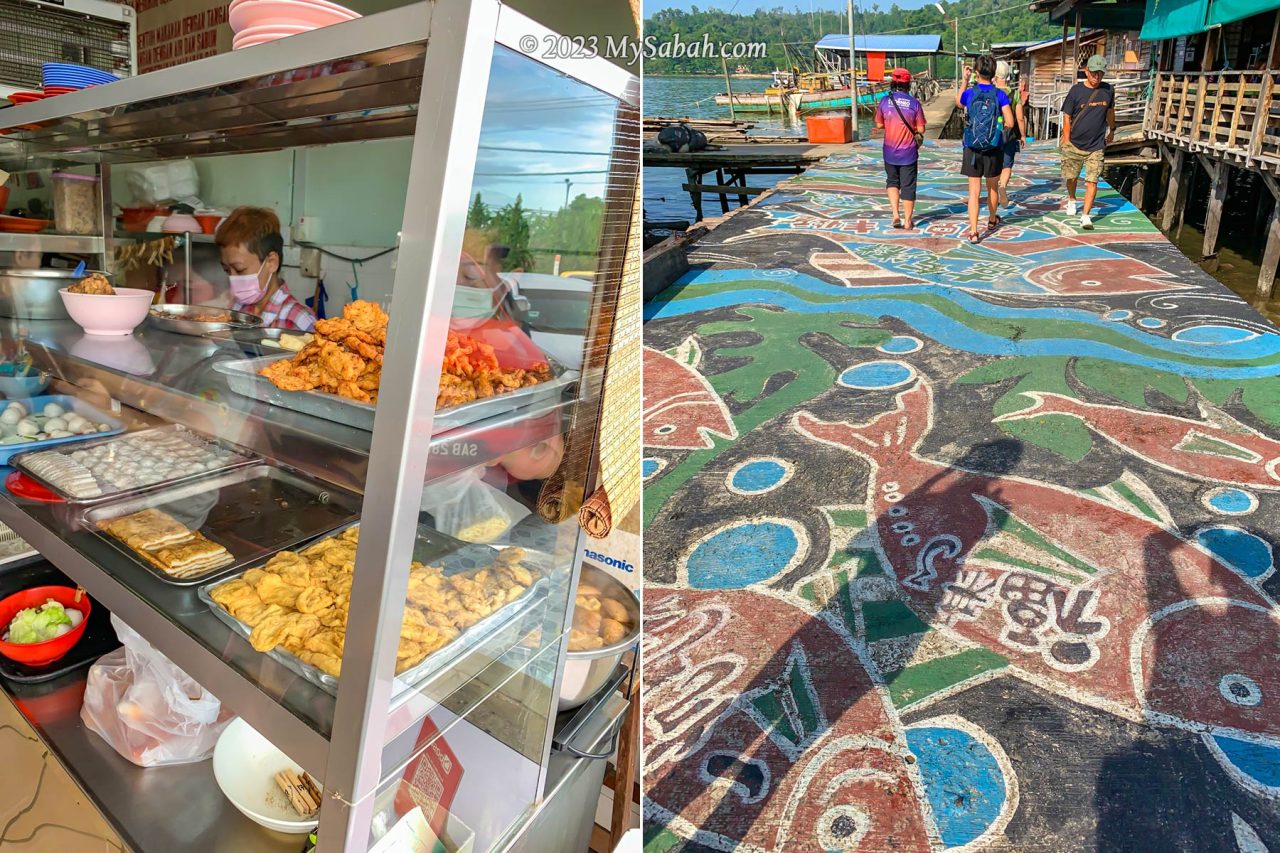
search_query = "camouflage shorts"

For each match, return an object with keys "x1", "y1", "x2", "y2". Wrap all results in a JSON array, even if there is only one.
[{"x1": 1060, "y1": 140, "x2": 1104, "y2": 184}]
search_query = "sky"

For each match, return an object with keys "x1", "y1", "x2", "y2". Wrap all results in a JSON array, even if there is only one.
[{"x1": 645, "y1": 0, "x2": 942, "y2": 13}]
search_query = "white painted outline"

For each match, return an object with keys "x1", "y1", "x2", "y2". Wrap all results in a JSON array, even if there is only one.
[
  {"x1": 1171, "y1": 324, "x2": 1261, "y2": 344},
  {"x1": 1201, "y1": 486, "x2": 1260, "y2": 517},
  {"x1": 1194, "y1": 524, "x2": 1276, "y2": 585},
  {"x1": 642, "y1": 456, "x2": 667, "y2": 481},
  {"x1": 837, "y1": 359, "x2": 918, "y2": 391},
  {"x1": 1204, "y1": 733, "x2": 1280, "y2": 800},
  {"x1": 697, "y1": 750, "x2": 773, "y2": 806},
  {"x1": 904, "y1": 713, "x2": 1021, "y2": 853},
  {"x1": 726, "y1": 456, "x2": 796, "y2": 497},
  {"x1": 877, "y1": 336, "x2": 924, "y2": 355}
]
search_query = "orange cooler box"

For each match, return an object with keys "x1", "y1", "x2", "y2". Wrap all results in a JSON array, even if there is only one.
[{"x1": 806, "y1": 114, "x2": 853, "y2": 143}]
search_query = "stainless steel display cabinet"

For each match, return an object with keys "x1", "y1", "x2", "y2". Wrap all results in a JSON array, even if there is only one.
[{"x1": 0, "y1": 2, "x2": 639, "y2": 850}]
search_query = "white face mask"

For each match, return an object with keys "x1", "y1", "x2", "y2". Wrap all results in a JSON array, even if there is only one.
[{"x1": 453, "y1": 285, "x2": 495, "y2": 319}]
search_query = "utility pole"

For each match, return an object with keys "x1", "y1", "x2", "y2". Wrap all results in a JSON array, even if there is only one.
[
  {"x1": 721, "y1": 53, "x2": 736, "y2": 121},
  {"x1": 848, "y1": 0, "x2": 860, "y2": 141},
  {"x1": 563, "y1": 178, "x2": 572, "y2": 208}
]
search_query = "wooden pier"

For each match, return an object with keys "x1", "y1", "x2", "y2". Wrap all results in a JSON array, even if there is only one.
[{"x1": 643, "y1": 140, "x2": 1280, "y2": 852}]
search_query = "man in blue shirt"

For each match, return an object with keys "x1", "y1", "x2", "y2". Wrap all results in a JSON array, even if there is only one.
[{"x1": 956, "y1": 55, "x2": 1016, "y2": 242}]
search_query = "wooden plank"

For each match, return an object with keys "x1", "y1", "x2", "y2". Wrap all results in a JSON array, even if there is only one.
[
  {"x1": 609, "y1": 677, "x2": 641, "y2": 850},
  {"x1": 1159, "y1": 145, "x2": 1187, "y2": 233},
  {"x1": 1162, "y1": 73, "x2": 1176, "y2": 134},
  {"x1": 1259, "y1": 202, "x2": 1280, "y2": 299},
  {"x1": 1251, "y1": 73, "x2": 1275, "y2": 160},
  {"x1": 1209, "y1": 78, "x2": 1225, "y2": 146},
  {"x1": 1201, "y1": 157, "x2": 1229, "y2": 269}
]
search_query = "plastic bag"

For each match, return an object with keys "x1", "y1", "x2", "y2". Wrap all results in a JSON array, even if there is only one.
[
  {"x1": 420, "y1": 468, "x2": 530, "y2": 543},
  {"x1": 81, "y1": 614, "x2": 232, "y2": 767}
]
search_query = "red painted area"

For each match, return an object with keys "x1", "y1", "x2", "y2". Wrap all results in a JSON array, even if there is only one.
[
  {"x1": 644, "y1": 587, "x2": 932, "y2": 851},
  {"x1": 1024, "y1": 257, "x2": 1189, "y2": 295},
  {"x1": 792, "y1": 379, "x2": 1280, "y2": 738},
  {"x1": 643, "y1": 346, "x2": 737, "y2": 449},
  {"x1": 999, "y1": 392, "x2": 1280, "y2": 491}
]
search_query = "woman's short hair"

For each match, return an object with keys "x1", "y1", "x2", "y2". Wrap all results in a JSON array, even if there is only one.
[
  {"x1": 215, "y1": 206, "x2": 284, "y2": 263},
  {"x1": 976, "y1": 54, "x2": 997, "y2": 80}
]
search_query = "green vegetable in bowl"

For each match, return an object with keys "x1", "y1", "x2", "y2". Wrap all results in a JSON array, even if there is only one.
[{"x1": 4, "y1": 599, "x2": 80, "y2": 644}]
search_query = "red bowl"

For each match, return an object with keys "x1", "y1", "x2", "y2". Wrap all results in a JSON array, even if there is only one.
[{"x1": 0, "y1": 586, "x2": 91, "y2": 666}]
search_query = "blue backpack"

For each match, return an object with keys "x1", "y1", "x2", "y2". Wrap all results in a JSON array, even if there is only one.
[{"x1": 963, "y1": 85, "x2": 1003, "y2": 152}]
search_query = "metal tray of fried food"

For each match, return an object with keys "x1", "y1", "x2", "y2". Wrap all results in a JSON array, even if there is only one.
[
  {"x1": 149, "y1": 304, "x2": 264, "y2": 337},
  {"x1": 84, "y1": 463, "x2": 362, "y2": 586},
  {"x1": 207, "y1": 326, "x2": 314, "y2": 354},
  {"x1": 13, "y1": 424, "x2": 259, "y2": 505},
  {"x1": 197, "y1": 525, "x2": 551, "y2": 696},
  {"x1": 212, "y1": 353, "x2": 578, "y2": 433}
]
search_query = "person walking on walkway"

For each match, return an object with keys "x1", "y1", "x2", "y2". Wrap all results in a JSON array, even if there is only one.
[
  {"x1": 1060, "y1": 54, "x2": 1116, "y2": 230},
  {"x1": 875, "y1": 67, "x2": 927, "y2": 230},
  {"x1": 994, "y1": 61, "x2": 1027, "y2": 211},
  {"x1": 957, "y1": 55, "x2": 1016, "y2": 243}
]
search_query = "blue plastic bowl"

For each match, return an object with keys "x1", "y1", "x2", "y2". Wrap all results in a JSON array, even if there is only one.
[{"x1": 0, "y1": 372, "x2": 50, "y2": 398}]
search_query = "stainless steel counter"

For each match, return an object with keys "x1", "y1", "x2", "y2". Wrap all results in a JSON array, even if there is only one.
[{"x1": 2, "y1": 668, "x2": 301, "y2": 853}]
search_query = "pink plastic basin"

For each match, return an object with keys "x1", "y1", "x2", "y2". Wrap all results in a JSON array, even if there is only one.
[
  {"x1": 229, "y1": 0, "x2": 357, "y2": 33},
  {"x1": 59, "y1": 287, "x2": 154, "y2": 336}
]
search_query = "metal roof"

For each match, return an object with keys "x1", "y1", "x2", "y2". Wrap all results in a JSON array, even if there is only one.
[{"x1": 814, "y1": 34, "x2": 945, "y2": 54}]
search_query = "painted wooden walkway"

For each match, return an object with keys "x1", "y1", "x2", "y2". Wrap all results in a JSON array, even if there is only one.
[{"x1": 642, "y1": 141, "x2": 1280, "y2": 852}]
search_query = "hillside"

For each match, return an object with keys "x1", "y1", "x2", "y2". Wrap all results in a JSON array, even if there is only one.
[{"x1": 644, "y1": 2, "x2": 1059, "y2": 76}]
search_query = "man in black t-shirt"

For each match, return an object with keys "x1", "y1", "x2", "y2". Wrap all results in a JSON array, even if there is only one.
[{"x1": 1060, "y1": 54, "x2": 1116, "y2": 230}]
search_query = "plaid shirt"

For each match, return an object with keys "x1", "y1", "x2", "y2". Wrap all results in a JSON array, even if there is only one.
[{"x1": 233, "y1": 280, "x2": 316, "y2": 332}]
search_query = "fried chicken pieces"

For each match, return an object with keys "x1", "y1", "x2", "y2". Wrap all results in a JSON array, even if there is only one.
[
  {"x1": 208, "y1": 525, "x2": 538, "y2": 678},
  {"x1": 258, "y1": 298, "x2": 553, "y2": 408},
  {"x1": 260, "y1": 300, "x2": 388, "y2": 404}
]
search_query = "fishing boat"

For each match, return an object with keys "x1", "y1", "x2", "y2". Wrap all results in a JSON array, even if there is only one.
[{"x1": 714, "y1": 70, "x2": 889, "y2": 114}]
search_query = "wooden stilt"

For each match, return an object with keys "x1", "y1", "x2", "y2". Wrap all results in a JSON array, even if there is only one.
[
  {"x1": 1176, "y1": 160, "x2": 1196, "y2": 241},
  {"x1": 1159, "y1": 145, "x2": 1187, "y2": 233},
  {"x1": 686, "y1": 167, "x2": 704, "y2": 221},
  {"x1": 1258, "y1": 173, "x2": 1280, "y2": 299},
  {"x1": 715, "y1": 167, "x2": 729, "y2": 214},
  {"x1": 1198, "y1": 154, "x2": 1227, "y2": 272},
  {"x1": 1131, "y1": 165, "x2": 1147, "y2": 212}
]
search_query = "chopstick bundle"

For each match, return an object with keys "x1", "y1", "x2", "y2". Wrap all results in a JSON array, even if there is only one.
[{"x1": 275, "y1": 768, "x2": 322, "y2": 816}]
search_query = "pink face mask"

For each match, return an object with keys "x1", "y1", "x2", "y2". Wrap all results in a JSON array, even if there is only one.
[{"x1": 228, "y1": 259, "x2": 267, "y2": 303}]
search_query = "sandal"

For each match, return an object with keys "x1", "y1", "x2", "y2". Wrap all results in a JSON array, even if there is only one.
[
  {"x1": 968, "y1": 230, "x2": 982, "y2": 244},
  {"x1": 904, "y1": 218, "x2": 915, "y2": 231},
  {"x1": 986, "y1": 215, "x2": 1002, "y2": 232},
  {"x1": 891, "y1": 219, "x2": 903, "y2": 229}
]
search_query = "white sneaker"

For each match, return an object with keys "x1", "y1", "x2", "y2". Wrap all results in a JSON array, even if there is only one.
[
  {"x1": 1081, "y1": 214, "x2": 1094, "y2": 230},
  {"x1": 1065, "y1": 199, "x2": 1078, "y2": 216}
]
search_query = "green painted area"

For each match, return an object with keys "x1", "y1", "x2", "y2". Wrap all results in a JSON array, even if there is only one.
[
  {"x1": 1178, "y1": 432, "x2": 1259, "y2": 461},
  {"x1": 970, "y1": 546, "x2": 1087, "y2": 583},
  {"x1": 960, "y1": 358, "x2": 1094, "y2": 460},
  {"x1": 863, "y1": 599, "x2": 929, "y2": 643},
  {"x1": 1111, "y1": 479, "x2": 1161, "y2": 521},
  {"x1": 826, "y1": 508, "x2": 868, "y2": 528},
  {"x1": 1072, "y1": 359, "x2": 1190, "y2": 407},
  {"x1": 643, "y1": 827, "x2": 684, "y2": 852},
  {"x1": 983, "y1": 502, "x2": 1098, "y2": 582},
  {"x1": 749, "y1": 657, "x2": 820, "y2": 747},
  {"x1": 883, "y1": 647, "x2": 1010, "y2": 709}
]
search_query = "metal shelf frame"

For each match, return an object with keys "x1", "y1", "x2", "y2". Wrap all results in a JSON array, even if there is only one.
[{"x1": 0, "y1": 3, "x2": 638, "y2": 851}]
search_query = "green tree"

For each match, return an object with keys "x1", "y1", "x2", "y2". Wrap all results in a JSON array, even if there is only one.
[
  {"x1": 491, "y1": 195, "x2": 535, "y2": 271},
  {"x1": 466, "y1": 193, "x2": 491, "y2": 228}
]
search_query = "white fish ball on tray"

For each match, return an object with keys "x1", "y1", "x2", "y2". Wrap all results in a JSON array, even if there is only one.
[{"x1": 42, "y1": 402, "x2": 65, "y2": 418}]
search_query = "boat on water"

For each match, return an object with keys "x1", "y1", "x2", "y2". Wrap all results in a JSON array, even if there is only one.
[{"x1": 714, "y1": 70, "x2": 889, "y2": 114}]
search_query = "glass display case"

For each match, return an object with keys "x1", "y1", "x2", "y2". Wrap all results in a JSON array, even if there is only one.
[{"x1": 0, "y1": 1, "x2": 639, "y2": 849}]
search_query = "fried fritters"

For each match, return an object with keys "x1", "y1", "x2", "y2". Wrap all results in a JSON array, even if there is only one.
[
  {"x1": 208, "y1": 524, "x2": 538, "y2": 678},
  {"x1": 568, "y1": 578, "x2": 636, "y2": 652},
  {"x1": 257, "y1": 298, "x2": 553, "y2": 408}
]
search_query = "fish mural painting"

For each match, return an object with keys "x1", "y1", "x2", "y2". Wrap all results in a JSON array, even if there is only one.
[
  {"x1": 998, "y1": 391, "x2": 1280, "y2": 490},
  {"x1": 643, "y1": 587, "x2": 934, "y2": 852},
  {"x1": 792, "y1": 377, "x2": 1280, "y2": 742},
  {"x1": 643, "y1": 340, "x2": 737, "y2": 450}
]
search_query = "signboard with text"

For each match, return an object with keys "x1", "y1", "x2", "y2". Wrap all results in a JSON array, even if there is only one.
[{"x1": 128, "y1": 0, "x2": 232, "y2": 73}]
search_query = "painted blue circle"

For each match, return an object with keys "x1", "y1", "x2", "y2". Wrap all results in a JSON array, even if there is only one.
[
  {"x1": 642, "y1": 458, "x2": 661, "y2": 479},
  {"x1": 906, "y1": 726, "x2": 1007, "y2": 847},
  {"x1": 1196, "y1": 526, "x2": 1273, "y2": 578},
  {"x1": 1212, "y1": 735, "x2": 1280, "y2": 789},
  {"x1": 730, "y1": 459, "x2": 788, "y2": 494},
  {"x1": 878, "y1": 336, "x2": 922, "y2": 354},
  {"x1": 1205, "y1": 487, "x2": 1257, "y2": 515},
  {"x1": 686, "y1": 522, "x2": 799, "y2": 589},
  {"x1": 1172, "y1": 324, "x2": 1257, "y2": 344},
  {"x1": 1103, "y1": 309, "x2": 1133, "y2": 322},
  {"x1": 838, "y1": 360, "x2": 916, "y2": 390},
  {"x1": 1138, "y1": 317, "x2": 1166, "y2": 328}
]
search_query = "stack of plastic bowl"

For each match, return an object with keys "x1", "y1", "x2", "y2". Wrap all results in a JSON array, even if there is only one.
[
  {"x1": 228, "y1": 0, "x2": 360, "y2": 50},
  {"x1": 41, "y1": 63, "x2": 120, "y2": 95}
]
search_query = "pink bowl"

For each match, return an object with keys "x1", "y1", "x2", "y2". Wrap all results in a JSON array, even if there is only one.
[
  {"x1": 59, "y1": 287, "x2": 154, "y2": 336},
  {"x1": 230, "y1": 0, "x2": 359, "y2": 18},
  {"x1": 229, "y1": 0, "x2": 357, "y2": 33}
]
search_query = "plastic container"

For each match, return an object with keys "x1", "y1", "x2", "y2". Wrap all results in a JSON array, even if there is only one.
[
  {"x1": 59, "y1": 286, "x2": 155, "y2": 336},
  {"x1": 0, "y1": 585, "x2": 91, "y2": 666},
  {"x1": 125, "y1": 161, "x2": 199, "y2": 204},
  {"x1": 51, "y1": 172, "x2": 101, "y2": 235},
  {"x1": 805, "y1": 114, "x2": 853, "y2": 144}
]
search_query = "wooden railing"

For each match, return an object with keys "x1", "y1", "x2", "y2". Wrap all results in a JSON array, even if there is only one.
[{"x1": 1147, "y1": 71, "x2": 1280, "y2": 165}]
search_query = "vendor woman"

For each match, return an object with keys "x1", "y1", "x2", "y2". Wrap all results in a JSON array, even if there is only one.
[{"x1": 215, "y1": 207, "x2": 316, "y2": 331}]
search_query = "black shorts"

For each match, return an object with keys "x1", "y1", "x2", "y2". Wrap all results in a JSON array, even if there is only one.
[
  {"x1": 962, "y1": 146, "x2": 1003, "y2": 178},
  {"x1": 884, "y1": 161, "x2": 918, "y2": 201}
]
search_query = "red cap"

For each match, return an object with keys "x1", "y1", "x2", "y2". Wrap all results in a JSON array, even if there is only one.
[{"x1": 890, "y1": 68, "x2": 912, "y2": 83}]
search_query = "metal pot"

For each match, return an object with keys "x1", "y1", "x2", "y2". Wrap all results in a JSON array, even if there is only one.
[
  {"x1": 0, "y1": 269, "x2": 112, "y2": 320},
  {"x1": 559, "y1": 564, "x2": 639, "y2": 711}
]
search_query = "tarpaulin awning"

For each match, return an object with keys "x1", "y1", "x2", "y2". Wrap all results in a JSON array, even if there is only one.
[
  {"x1": 815, "y1": 34, "x2": 944, "y2": 54},
  {"x1": 1207, "y1": 0, "x2": 1280, "y2": 27},
  {"x1": 1139, "y1": 0, "x2": 1210, "y2": 39}
]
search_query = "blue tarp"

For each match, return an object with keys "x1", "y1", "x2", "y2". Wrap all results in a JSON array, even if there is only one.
[{"x1": 815, "y1": 34, "x2": 945, "y2": 54}]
